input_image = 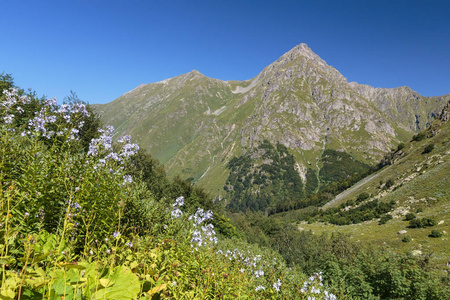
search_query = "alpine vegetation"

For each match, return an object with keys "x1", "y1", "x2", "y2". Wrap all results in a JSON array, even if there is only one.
[{"x1": 1, "y1": 76, "x2": 449, "y2": 299}]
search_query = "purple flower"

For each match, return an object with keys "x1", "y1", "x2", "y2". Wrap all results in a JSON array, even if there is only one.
[
  {"x1": 118, "y1": 135, "x2": 132, "y2": 143},
  {"x1": 113, "y1": 231, "x2": 121, "y2": 239},
  {"x1": 123, "y1": 175, "x2": 133, "y2": 184},
  {"x1": 173, "y1": 196, "x2": 184, "y2": 207}
]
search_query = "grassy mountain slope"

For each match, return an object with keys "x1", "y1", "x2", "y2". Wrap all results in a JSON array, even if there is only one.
[
  {"x1": 95, "y1": 44, "x2": 450, "y2": 197},
  {"x1": 279, "y1": 102, "x2": 450, "y2": 265}
]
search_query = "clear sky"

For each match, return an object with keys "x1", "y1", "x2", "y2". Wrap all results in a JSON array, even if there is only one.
[{"x1": 1, "y1": 0, "x2": 449, "y2": 104}]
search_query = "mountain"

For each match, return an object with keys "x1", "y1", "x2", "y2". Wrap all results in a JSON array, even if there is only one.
[{"x1": 94, "y1": 43, "x2": 449, "y2": 206}]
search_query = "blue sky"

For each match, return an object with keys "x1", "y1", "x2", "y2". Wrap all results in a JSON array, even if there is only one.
[{"x1": 1, "y1": 0, "x2": 449, "y2": 104}]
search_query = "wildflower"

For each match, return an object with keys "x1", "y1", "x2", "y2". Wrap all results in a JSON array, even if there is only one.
[
  {"x1": 105, "y1": 152, "x2": 119, "y2": 161},
  {"x1": 3, "y1": 114, "x2": 14, "y2": 124},
  {"x1": 24, "y1": 212, "x2": 29, "y2": 218},
  {"x1": 113, "y1": 231, "x2": 121, "y2": 239},
  {"x1": 254, "y1": 269, "x2": 264, "y2": 278},
  {"x1": 173, "y1": 196, "x2": 184, "y2": 207},
  {"x1": 255, "y1": 285, "x2": 265, "y2": 291},
  {"x1": 123, "y1": 175, "x2": 133, "y2": 184},
  {"x1": 172, "y1": 281, "x2": 177, "y2": 286},
  {"x1": 90, "y1": 250, "x2": 94, "y2": 255},
  {"x1": 171, "y1": 208, "x2": 183, "y2": 219},
  {"x1": 106, "y1": 249, "x2": 111, "y2": 254},
  {"x1": 119, "y1": 143, "x2": 140, "y2": 158},
  {"x1": 273, "y1": 278, "x2": 282, "y2": 292},
  {"x1": 118, "y1": 135, "x2": 132, "y2": 143},
  {"x1": 69, "y1": 128, "x2": 79, "y2": 140},
  {"x1": 44, "y1": 98, "x2": 57, "y2": 107},
  {"x1": 126, "y1": 241, "x2": 133, "y2": 248}
]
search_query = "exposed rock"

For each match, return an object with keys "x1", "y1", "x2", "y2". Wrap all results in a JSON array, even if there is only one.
[{"x1": 398, "y1": 230, "x2": 408, "y2": 235}]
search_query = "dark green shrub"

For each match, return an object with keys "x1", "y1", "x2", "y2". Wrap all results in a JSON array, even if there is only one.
[
  {"x1": 429, "y1": 230, "x2": 444, "y2": 238},
  {"x1": 422, "y1": 144, "x2": 435, "y2": 154},
  {"x1": 396, "y1": 142, "x2": 405, "y2": 151},
  {"x1": 416, "y1": 207, "x2": 423, "y2": 213},
  {"x1": 408, "y1": 217, "x2": 437, "y2": 228},
  {"x1": 384, "y1": 178, "x2": 395, "y2": 189},
  {"x1": 412, "y1": 132, "x2": 426, "y2": 141},
  {"x1": 404, "y1": 212, "x2": 416, "y2": 221},
  {"x1": 402, "y1": 235, "x2": 412, "y2": 242},
  {"x1": 356, "y1": 192, "x2": 370, "y2": 203},
  {"x1": 379, "y1": 214, "x2": 393, "y2": 225}
]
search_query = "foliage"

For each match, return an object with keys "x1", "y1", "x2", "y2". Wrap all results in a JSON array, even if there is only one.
[
  {"x1": 314, "y1": 200, "x2": 396, "y2": 226},
  {"x1": 378, "y1": 214, "x2": 393, "y2": 225},
  {"x1": 404, "y1": 212, "x2": 416, "y2": 221},
  {"x1": 422, "y1": 143, "x2": 435, "y2": 154},
  {"x1": 402, "y1": 235, "x2": 412, "y2": 242},
  {"x1": 231, "y1": 211, "x2": 450, "y2": 299},
  {"x1": 319, "y1": 149, "x2": 371, "y2": 185},
  {"x1": 225, "y1": 140, "x2": 305, "y2": 213},
  {"x1": 408, "y1": 218, "x2": 437, "y2": 228},
  {"x1": 412, "y1": 132, "x2": 426, "y2": 141},
  {"x1": 429, "y1": 230, "x2": 444, "y2": 238},
  {"x1": 397, "y1": 142, "x2": 405, "y2": 151}
]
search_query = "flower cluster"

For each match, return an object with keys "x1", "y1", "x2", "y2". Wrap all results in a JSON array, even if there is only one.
[
  {"x1": 188, "y1": 208, "x2": 218, "y2": 250},
  {"x1": 86, "y1": 125, "x2": 139, "y2": 184},
  {"x1": 1, "y1": 87, "x2": 90, "y2": 141},
  {"x1": 273, "y1": 278, "x2": 282, "y2": 292},
  {"x1": 300, "y1": 272, "x2": 336, "y2": 300},
  {"x1": 171, "y1": 196, "x2": 184, "y2": 219},
  {"x1": 1, "y1": 88, "x2": 30, "y2": 127},
  {"x1": 215, "y1": 247, "x2": 284, "y2": 293}
]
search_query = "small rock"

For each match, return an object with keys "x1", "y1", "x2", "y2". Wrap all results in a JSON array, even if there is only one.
[
  {"x1": 411, "y1": 250, "x2": 422, "y2": 256},
  {"x1": 438, "y1": 220, "x2": 444, "y2": 225},
  {"x1": 398, "y1": 230, "x2": 407, "y2": 235}
]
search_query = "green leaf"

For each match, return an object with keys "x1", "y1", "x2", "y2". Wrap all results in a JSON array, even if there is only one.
[
  {"x1": 0, "y1": 256, "x2": 16, "y2": 265},
  {"x1": 58, "y1": 263, "x2": 86, "y2": 270},
  {"x1": 93, "y1": 266, "x2": 140, "y2": 300}
]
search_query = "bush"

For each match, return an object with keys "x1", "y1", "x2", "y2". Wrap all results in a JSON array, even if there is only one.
[
  {"x1": 408, "y1": 218, "x2": 437, "y2": 228},
  {"x1": 402, "y1": 235, "x2": 412, "y2": 242},
  {"x1": 429, "y1": 230, "x2": 444, "y2": 238},
  {"x1": 396, "y1": 142, "x2": 405, "y2": 151},
  {"x1": 384, "y1": 178, "x2": 395, "y2": 189},
  {"x1": 404, "y1": 212, "x2": 416, "y2": 221},
  {"x1": 379, "y1": 214, "x2": 393, "y2": 225},
  {"x1": 412, "y1": 132, "x2": 426, "y2": 141},
  {"x1": 356, "y1": 192, "x2": 370, "y2": 203},
  {"x1": 422, "y1": 143, "x2": 435, "y2": 154}
]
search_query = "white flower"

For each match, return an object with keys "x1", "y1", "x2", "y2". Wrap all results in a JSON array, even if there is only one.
[{"x1": 255, "y1": 285, "x2": 265, "y2": 291}]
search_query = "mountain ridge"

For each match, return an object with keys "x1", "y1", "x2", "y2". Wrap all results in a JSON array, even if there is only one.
[{"x1": 94, "y1": 43, "x2": 449, "y2": 199}]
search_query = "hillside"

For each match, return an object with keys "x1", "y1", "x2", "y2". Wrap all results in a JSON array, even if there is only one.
[
  {"x1": 275, "y1": 101, "x2": 450, "y2": 265},
  {"x1": 95, "y1": 44, "x2": 449, "y2": 201}
]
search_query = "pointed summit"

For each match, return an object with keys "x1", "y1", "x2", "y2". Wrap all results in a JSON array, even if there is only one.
[{"x1": 280, "y1": 43, "x2": 324, "y2": 65}]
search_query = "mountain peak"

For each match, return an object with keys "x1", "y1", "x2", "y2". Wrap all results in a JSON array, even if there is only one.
[{"x1": 283, "y1": 43, "x2": 318, "y2": 61}]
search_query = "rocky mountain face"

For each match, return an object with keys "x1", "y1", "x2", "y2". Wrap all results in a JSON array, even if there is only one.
[{"x1": 94, "y1": 44, "x2": 449, "y2": 197}]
